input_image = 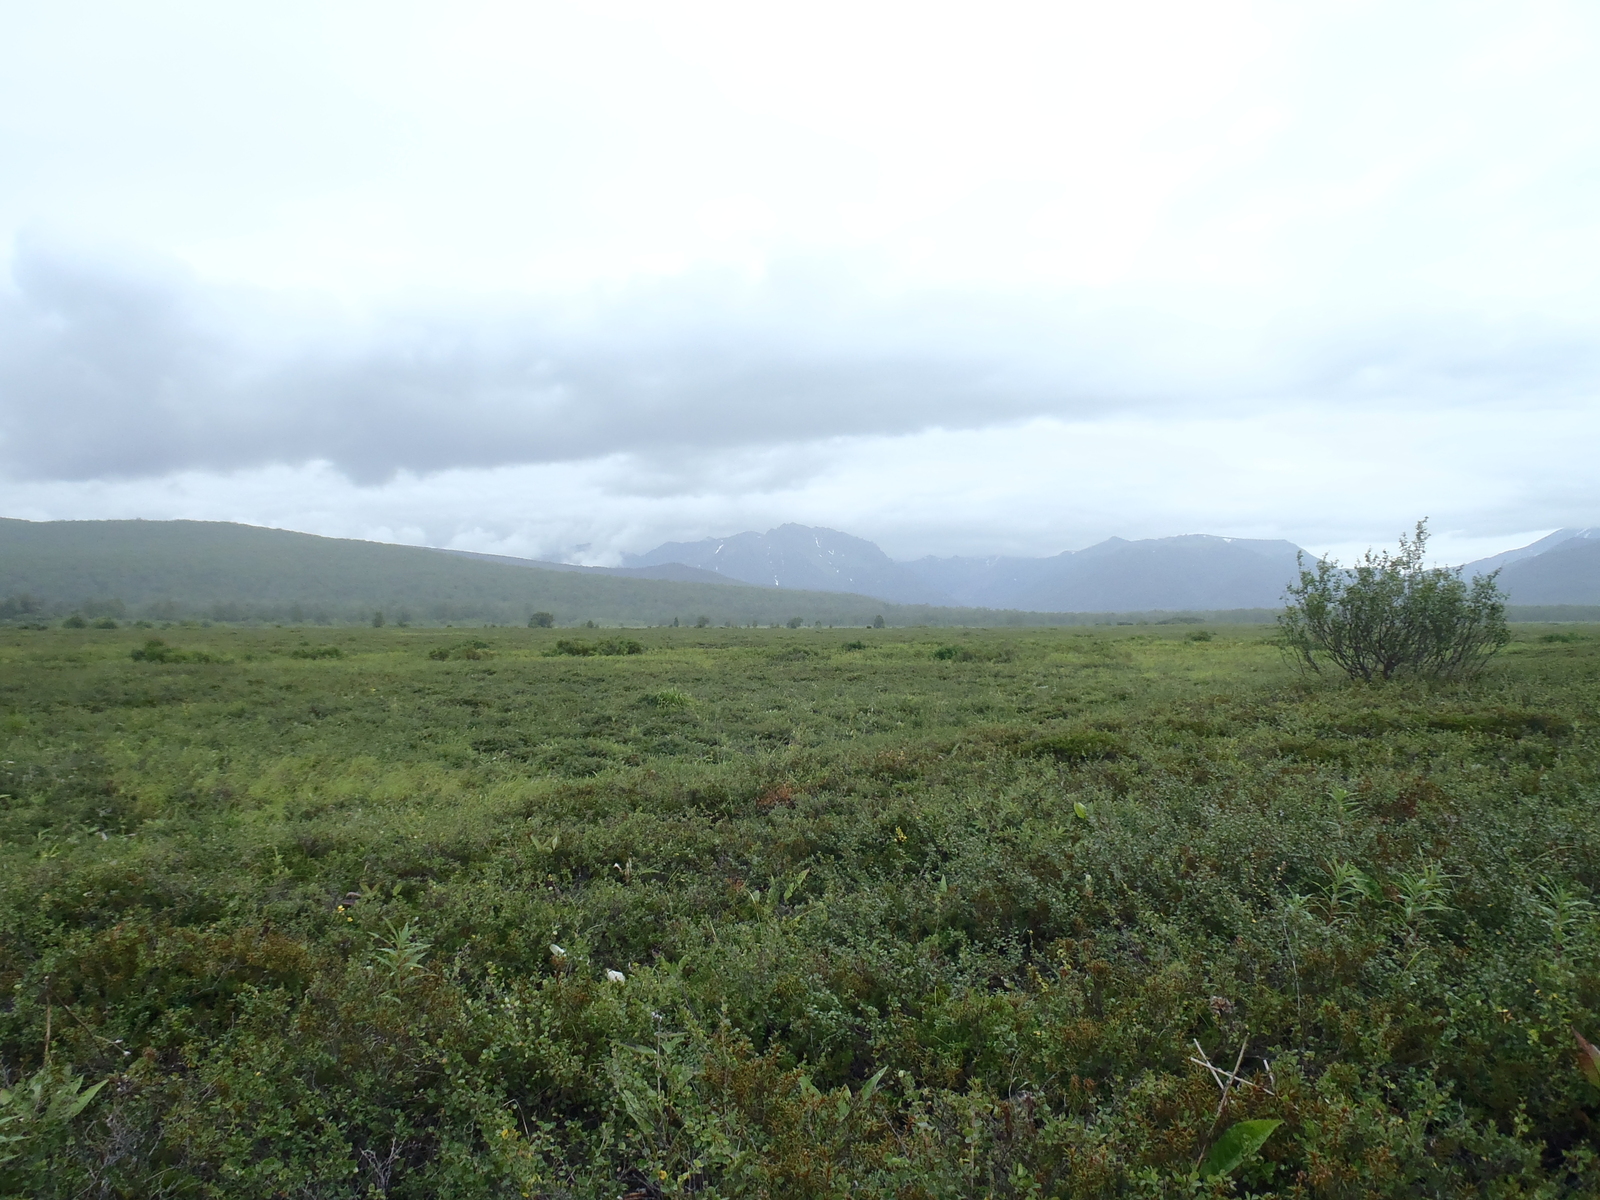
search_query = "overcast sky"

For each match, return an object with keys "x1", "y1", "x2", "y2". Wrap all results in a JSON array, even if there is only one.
[{"x1": 2, "y1": 1, "x2": 1597, "y2": 565}]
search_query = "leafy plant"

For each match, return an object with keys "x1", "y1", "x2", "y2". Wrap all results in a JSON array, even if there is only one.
[
  {"x1": 370, "y1": 919, "x2": 432, "y2": 982},
  {"x1": 1279, "y1": 519, "x2": 1509, "y2": 681},
  {"x1": 1200, "y1": 1118, "x2": 1282, "y2": 1178},
  {"x1": 0, "y1": 1065, "x2": 106, "y2": 1189},
  {"x1": 645, "y1": 688, "x2": 693, "y2": 710}
]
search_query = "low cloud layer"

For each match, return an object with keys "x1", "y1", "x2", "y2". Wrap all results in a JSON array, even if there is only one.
[
  {"x1": 5, "y1": 242, "x2": 1599, "y2": 495},
  {"x1": 2, "y1": 3, "x2": 1598, "y2": 557}
]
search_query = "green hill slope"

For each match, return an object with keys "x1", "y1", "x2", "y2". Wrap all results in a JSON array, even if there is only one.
[
  {"x1": 0, "y1": 518, "x2": 918, "y2": 626},
  {"x1": 7, "y1": 518, "x2": 1590, "y2": 627}
]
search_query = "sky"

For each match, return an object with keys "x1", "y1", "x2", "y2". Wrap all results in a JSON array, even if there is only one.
[{"x1": 2, "y1": 0, "x2": 1597, "y2": 567}]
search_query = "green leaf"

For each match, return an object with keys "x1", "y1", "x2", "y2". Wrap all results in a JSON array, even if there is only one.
[
  {"x1": 857, "y1": 1066, "x2": 887, "y2": 1105},
  {"x1": 53, "y1": 1078, "x2": 106, "y2": 1123},
  {"x1": 1200, "y1": 1118, "x2": 1282, "y2": 1178},
  {"x1": 1575, "y1": 1029, "x2": 1600, "y2": 1088},
  {"x1": 1074, "y1": 801, "x2": 1089, "y2": 820}
]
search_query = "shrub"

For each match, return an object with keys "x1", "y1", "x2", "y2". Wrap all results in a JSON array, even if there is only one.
[
  {"x1": 1025, "y1": 729, "x2": 1128, "y2": 762},
  {"x1": 427, "y1": 639, "x2": 492, "y2": 661},
  {"x1": 61, "y1": 614, "x2": 87, "y2": 629},
  {"x1": 289, "y1": 645, "x2": 344, "y2": 660},
  {"x1": 528, "y1": 611, "x2": 554, "y2": 628},
  {"x1": 129, "y1": 638, "x2": 218, "y2": 664},
  {"x1": 1279, "y1": 520, "x2": 1509, "y2": 682},
  {"x1": 543, "y1": 638, "x2": 643, "y2": 658},
  {"x1": 645, "y1": 688, "x2": 693, "y2": 709}
]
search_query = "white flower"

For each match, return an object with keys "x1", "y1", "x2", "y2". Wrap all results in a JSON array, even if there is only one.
[
  {"x1": 549, "y1": 943, "x2": 567, "y2": 958},
  {"x1": 605, "y1": 969, "x2": 626, "y2": 983}
]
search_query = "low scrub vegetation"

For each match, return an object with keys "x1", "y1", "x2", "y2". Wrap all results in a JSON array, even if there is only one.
[
  {"x1": 1281, "y1": 521, "x2": 1509, "y2": 682},
  {"x1": 1, "y1": 622, "x2": 1599, "y2": 1197}
]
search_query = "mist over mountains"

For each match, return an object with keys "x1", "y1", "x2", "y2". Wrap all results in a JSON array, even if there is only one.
[
  {"x1": 625, "y1": 523, "x2": 1600, "y2": 610},
  {"x1": 628, "y1": 525, "x2": 1313, "y2": 611}
]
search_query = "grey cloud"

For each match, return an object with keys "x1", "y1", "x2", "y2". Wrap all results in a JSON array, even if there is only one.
[
  {"x1": 4, "y1": 242, "x2": 1599, "y2": 486},
  {"x1": 1, "y1": 245, "x2": 1043, "y2": 484}
]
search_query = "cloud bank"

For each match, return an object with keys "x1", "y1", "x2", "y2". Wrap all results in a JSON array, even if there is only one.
[{"x1": 1, "y1": 1, "x2": 1597, "y2": 560}]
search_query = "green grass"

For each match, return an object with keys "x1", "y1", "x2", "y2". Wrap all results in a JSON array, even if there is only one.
[{"x1": 2, "y1": 622, "x2": 1599, "y2": 1197}]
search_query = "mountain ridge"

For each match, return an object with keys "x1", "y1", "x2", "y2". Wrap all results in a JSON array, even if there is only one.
[{"x1": 631, "y1": 525, "x2": 1309, "y2": 612}]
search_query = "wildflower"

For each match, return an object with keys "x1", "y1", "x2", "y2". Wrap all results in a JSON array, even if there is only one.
[{"x1": 606, "y1": 969, "x2": 626, "y2": 983}]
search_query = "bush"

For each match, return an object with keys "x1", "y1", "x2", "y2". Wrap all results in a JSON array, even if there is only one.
[
  {"x1": 428, "y1": 639, "x2": 491, "y2": 661},
  {"x1": 543, "y1": 637, "x2": 643, "y2": 657},
  {"x1": 1025, "y1": 729, "x2": 1128, "y2": 761},
  {"x1": 1279, "y1": 520, "x2": 1509, "y2": 682},
  {"x1": 129, "y1": 638, "x2": 218, "y2": 664},
  {"x1": 61, "y1": 614, "x2": 87, "y2": 629},
  {"x1": 288, "y1": 645, "x2": 344, "y2": 659},
  {"x1": 528, "y1": 611, "x2": 554, "y2": 628}
]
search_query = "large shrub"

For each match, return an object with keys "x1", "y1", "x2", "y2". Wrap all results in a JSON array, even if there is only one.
[{"x1": 1279, "y1": 519, "x2": 1508, "y2": 681}]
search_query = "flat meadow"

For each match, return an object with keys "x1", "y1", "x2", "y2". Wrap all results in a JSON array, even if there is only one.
[{"x1": 2, "y1": 622, "x2": 1599, "y2": 1198}]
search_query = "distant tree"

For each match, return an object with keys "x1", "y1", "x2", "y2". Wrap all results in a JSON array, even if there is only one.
[
  {"x1": 528, "y1": 611, "x2": 554, "y2": 628},
  {"x1": 1279, "y1": 519, "x2": 1509, "y2": 682},
  {"x1": 694, "y1": 616, "x2": 710, "y2": 628},
  {"x1": 62, "y1": 614, "x2": 87, "y2": 629},
  {"x1": 787, "y1": 616, "x2": 804, "y2": 629},
  {"x1": 872, "y1": 615, "x2": 885, "y2": 629},
  {"x1": 372, "y1": 611, "x2": 385, "y2": 628}
]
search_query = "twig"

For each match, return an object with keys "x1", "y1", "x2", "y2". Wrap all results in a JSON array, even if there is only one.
[{"x1": 1194, "y1": 1032, "x2": 1249, "y2": 1165}]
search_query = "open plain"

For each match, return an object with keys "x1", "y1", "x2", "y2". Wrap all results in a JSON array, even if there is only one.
[{"x1": 3, "y1": 622, "x2": 1599, "y2": 1197}]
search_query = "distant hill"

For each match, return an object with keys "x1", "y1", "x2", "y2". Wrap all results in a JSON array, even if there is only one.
[
  {"x1": 1463, "y1": 528, "x2": 1597, "y2": 576},
  {"x1": 1472, "y1": 531, "x2": 1600, "y2": 605},
  {"x1": 626, "y1": 524, "x2": 952, "y2": 604},
  {"x1": 905, "y1": 534, "x2": 1307, "y2": 611},
  {"x1": 0, "y1": 518, "x2": 931, "y2": 627},
  {"x1": 4, "y1": 517, "x2": 1278, "y2": 628},
  {"x1": 629, "y1": 524, "x2": 1308, "y2": 612},
  {"x1": 6, "y1": 517, "x2": 1592, "y2": 628}
]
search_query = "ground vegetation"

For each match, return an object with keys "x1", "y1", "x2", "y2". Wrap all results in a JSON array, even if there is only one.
[{"x1": 1, "y1": 622, "x2": 1598, "y2": 1197}]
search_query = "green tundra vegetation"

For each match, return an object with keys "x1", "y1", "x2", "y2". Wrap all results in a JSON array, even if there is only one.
[{"x1": 2, "y1": 621, "x2": 1599, "y2": 1197}]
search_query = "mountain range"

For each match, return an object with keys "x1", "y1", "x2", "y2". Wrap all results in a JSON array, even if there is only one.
[
  {"x1": 2, "y1": 517, "x2": 1597, "y2": 627},
  {"x1": 1473, "y1": 528, "x2": 1600, "y2": 604},
  {"x1": 625, "y1": 523, "x2": 1600, "y2": 610},
  {"x1": 628, "y1": 525, "x2": 1312, "y2": 611}
]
